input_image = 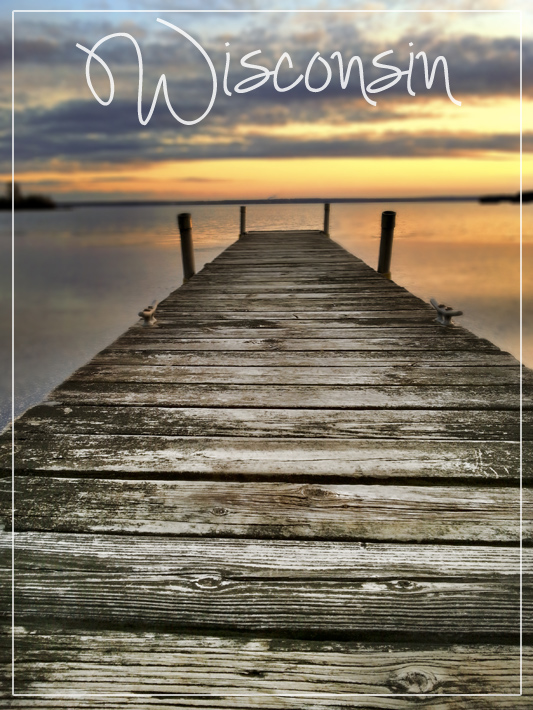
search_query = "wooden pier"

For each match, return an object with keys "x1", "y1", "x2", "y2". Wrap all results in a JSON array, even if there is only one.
[{"x1": 1, "y1": 221, "x2": 532, "y2": 706}]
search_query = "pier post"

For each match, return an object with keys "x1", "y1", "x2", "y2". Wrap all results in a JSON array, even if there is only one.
[
  {"x1": 323, "y1": 203, "x2": 330, "y2": 236},
  {"x1": 377, "y1": 210, "x2": 396, "y2": 280},
  {"x1": 177, "y1": 213, "x2": 196, "y2": 282},
  {"x1": 240, "y1": 206, "x2": 246, "y2": 238}
]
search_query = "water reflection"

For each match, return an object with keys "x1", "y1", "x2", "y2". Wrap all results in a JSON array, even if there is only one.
[
  {"x1": 332, "y1": 203, "x2": 526, "y2": 364},
  {"x1": 0, "y1": 201, "x2": 530, "y2": 430}
]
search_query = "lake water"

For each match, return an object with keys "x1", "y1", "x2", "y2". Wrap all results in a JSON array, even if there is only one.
[{"x1": 1, "y1": 201, "x2": 531, "y2": 431}]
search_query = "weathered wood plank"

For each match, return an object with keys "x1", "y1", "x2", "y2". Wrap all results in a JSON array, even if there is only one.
[
  {"x1": 210, "y1": 256, "x2": 368, "y2": 263},
  {"x1": 181, "y1": 263, "x2": 398, "y2": 272},
  {"x1": 196, "y1": 271, "x2": 394, "y2": 281},
  {"x1": 215, "y1": 254, "x2": 365, "y2": 261},
  {"x1": 152, "y1": 315, "x2": 439, "y2": 328},
  {"x1": 161, "y1": 286, "x2": 418, "y2": 297},
  {"x1": 2, "y1": 695, "x2": 532, "y2": 708},
  {"x1": 208, "y1": 253, "x2": 371, "y2": 260},
  {"x1": 197, "y1": 262, "x2": 379, "y2": 269},
  {"x1": 196, "y1": 269, "x2": 403, "y2": 279},
  {"x1": 13, "y1": 405, "x2": 528, "y2": 440},
  {"x1": 8, "y1": 627, "x2": 526, "y2": 697},
  {"x1": 136, "y1": 307, "x2": 433, "y2": 320},
  {"x1": 116, "y1": 335, "x2": 507, "y2": 358},
  {"x1": 242, "y1": 228, "x2": 326, "y2": 233},
  {"x1": 7, "y1": 634, "x2": 530, "y2": 708},
  {"x1": 202, "y1": 256, "x2": 374, "y2": 264},
  {"x1": 3, "y1": 534, "x2": 525, "y2": 634},
  {"x1": 70, "y1": 365, "x2": 525, "y2": 387},
  {"x1": 165, "y1": 289, "x2": 413, "y2": 299},
  {"x1": 114, "y1": 328, "x2": 489, "y2": 343},
  {"x1": 6, "y1": 435, "x2": 526, "y2": 480},
  {"x1": 208, "y1": 246, "x2": 366, "y2": 254},
  {"x1": 178, "y1": 283, "x2": 411, "y2": 293},
  {"x1": 221, "y1": 244, "x2": 348, "y2": 250},
  {"x1": 212, "y1": 252, "x2": 367, "y2": 257},
  {"x1": 221, "y1": 246, "x2": 344, "y2": 251},
  {"x1": 181, "y1": 284, "x2": 406, "y2": 294},
  {"x1": 44, "y1": 382, "x2": 528, "y2": 410},
  {"x1": 95, "y1": 349, "x2": 520, "y2": 366},
  {"x1": 3, "y1": 477, "x2": 527, "y2": 542},
  {"x1": 185, "y1": 277, "x2": 405, "y2": 287},
  {"x1": 191, "y1": 279, "x2": 399, "y2": 288},
  {"x1": 159, "y1": 297, "x2": 423, "y2": 308},
  {"x1": 148, "y1": 310, "x2": 436, "y2": 321},
  {"x1": 140, "y1": 320, "x2": 469, "y2": 334},
  {"x1": 213, "y1": 259, "x2": 372, "y2": 265},
  {"x1": 185, "y1": 284, "x2": 417, "y2": 295},
  {"x1": 7, "y1": 532, "x2": 522, "y2": 581},
  {"x1": 105, "y1": 336, "x2": 502, "y2": 351}
]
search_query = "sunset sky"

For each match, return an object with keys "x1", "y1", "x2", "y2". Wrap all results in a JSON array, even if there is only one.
[{"x1": 2, "y1": 1, "x2": 530, "y2": 201}]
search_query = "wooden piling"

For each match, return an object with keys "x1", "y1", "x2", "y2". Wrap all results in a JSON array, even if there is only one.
[
  {"x1": 240, "y1": 205, "x2": 246, "y2": 238},
  {"x1": 377, "y1": 210, "x2": 396, "y2": 279},
  {"x1": 323, "y1": 202, "x2": 330, "y2": 236},
  {"x1": 177, "y1": 212, "x2": 195, "y2": 282}
]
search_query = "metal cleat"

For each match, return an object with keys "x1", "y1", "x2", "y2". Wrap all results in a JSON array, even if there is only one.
[
  {"x1": 138, "y1": 300, "x2": 158, "y2": 326},
  {"x1": 430, "y1": 298, "x2": 463, "y2": 326}
]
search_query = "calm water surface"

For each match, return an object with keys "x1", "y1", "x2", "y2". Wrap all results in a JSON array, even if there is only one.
[{"x1": 1, "y1": 201, "x2": 531, "y2": 430}]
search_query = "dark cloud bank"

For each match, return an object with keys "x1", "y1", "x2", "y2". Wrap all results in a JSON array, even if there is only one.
[{"x1": 3, "y1": 20, "x2": 528, "y2": 171}]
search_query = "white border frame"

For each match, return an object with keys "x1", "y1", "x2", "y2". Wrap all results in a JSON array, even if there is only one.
[{"x1": 11, "y1": 8, "x2": 524, "y2": 699}]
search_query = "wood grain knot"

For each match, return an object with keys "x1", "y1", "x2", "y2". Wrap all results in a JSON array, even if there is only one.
[
  {"x1": 302, "y1": 486, "x2": 336, "y2": 500},
  {"x1": 391, "y1": 579, "x2": 415, "y2": 590},
  {"x1": 193, "y1": 574, "x2": 223, "y2": 589},
  {"x1": 387, "y1": 667, "x2": 440, "y2": 694},
  {"x1": 240, "y1": 669, "x2": 267, "y2": 678},
  {"x1": 211, "y1": 507, "x2": 229, "y2": 516},
  {"x1": 240, "y1": 319, "x2": 277, "y2": 328}
]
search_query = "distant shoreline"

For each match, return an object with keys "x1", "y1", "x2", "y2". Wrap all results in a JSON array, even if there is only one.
[
  {"x1": 4, "y1": 193, "x2": 530, "y2": 210},
  {"x1": 54, "y1": 196, "x2": 480, "y2": 209}
]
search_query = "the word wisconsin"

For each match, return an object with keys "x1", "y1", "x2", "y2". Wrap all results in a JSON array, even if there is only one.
[{"x1": 76, "y1": 17, "x2": 461, "y2": 127}]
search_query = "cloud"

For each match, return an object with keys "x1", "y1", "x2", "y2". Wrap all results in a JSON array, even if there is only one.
[
  {"x1": 1, "y1": 11, "x2": 527, "y2": 175},
  {"x1": 6, "y1": 93, "x2": 527, "y2": 171},
  {"x1": 3, "y1": 14, "x2": 525, "y2": 99}
]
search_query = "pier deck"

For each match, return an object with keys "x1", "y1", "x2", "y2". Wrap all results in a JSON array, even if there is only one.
[{"x1": 1, "y1": 228, "x2": 532, "y2": 707}]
